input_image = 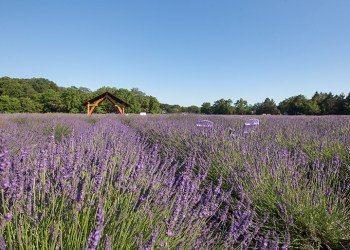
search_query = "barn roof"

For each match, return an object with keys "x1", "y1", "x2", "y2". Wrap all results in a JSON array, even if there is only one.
[{"x1": 82, "y1": 91, "x2": 130, "y2": 107}]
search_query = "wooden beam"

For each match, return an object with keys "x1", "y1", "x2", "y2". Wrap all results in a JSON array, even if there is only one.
[
  {"x1": 106, "y1": 95, "x2": 125, "y2": 114},
  {"x1": 115, "y1": 105, "x2": 123, "y2": 114},
  {"x1": 85, "y1": 95, "x2": 127, "y2": 115},
  {"x1": 87, "y1": 97, "x2": 105, "y2": 115}
]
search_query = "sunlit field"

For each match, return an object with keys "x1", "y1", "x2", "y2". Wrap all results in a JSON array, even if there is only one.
[{"x1": 1, "y1": 113, "x2": 350, "y2": 249}]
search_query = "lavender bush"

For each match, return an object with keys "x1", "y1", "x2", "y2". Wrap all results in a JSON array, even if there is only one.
[
  {"x1": 122, "y1": 114, "x2": 350, "y2": 249},
  {"x1": 0, "y1": 113, "x2": 349, "y2": 249}
]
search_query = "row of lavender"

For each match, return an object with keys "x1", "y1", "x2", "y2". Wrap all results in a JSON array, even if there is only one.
[
  {"x1": 1, "y1": 114, "x2": 277, "y2": 250},
  {"x1": 121, "y1": 114, "x2": 350, "y2": 249}
]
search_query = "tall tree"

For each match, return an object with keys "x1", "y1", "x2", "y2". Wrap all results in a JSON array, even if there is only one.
[
  {"x1": 184, "y1": 105, "x2": 200, "y2": 113},
  {"x1": 255, "y1": 98, "x2": 280, "y2": 115},
  {"x1": 234, "y1": 98, "x2": 251, "y2": 115},
  {"x1": 40, "y1": 89, "x2": 63, "y2": 112},
  {"x1": 311, "y1": 92, "x2": 345, "y2": 115},
  {"x1": 345, "y1": 93, "x2": 350, "y2": 115},
  {"x1": 148, "y1": 96, "x2": 161, "y2": 114},
  {"x1": 212, "y1": 99, "x2": 233, "y2": 115},
  {"x1": 278, "y1": 95, "x2": 315, "y2": 115},
  {"x1": 200, "y1": 102, "x2": 212, "y2": 114},
  {"x1": 61, "y1": 87, "x2": 83, "y2": 113},
  {"x1": 19, "y1": 97, "x2": 42, "y2": 113},
  {"x1": 160, "y1": 104, "x2": 182, "y2": 113},
  {"x1": 116, "y1": 88, "x2": 141, "y2": 113},
  {"x1": 131, "y1": 88, "x2": 149, "y2": 112},
  {"x1": 0, "y1": 95, "x2": 21, "y2": 113}
]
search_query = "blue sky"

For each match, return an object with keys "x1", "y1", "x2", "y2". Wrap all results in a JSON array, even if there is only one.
[{"x1": 1, "y1": 0, "x2": 349, "y2": 106}]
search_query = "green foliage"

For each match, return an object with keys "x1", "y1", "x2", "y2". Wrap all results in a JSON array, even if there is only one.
[
  {"x1": 312, "y1": 92, "x2": 347, "y2": 115},
  {"x1": 160, "y1": 104, "x2": 182, "y2": 113},
  {"x1": 277, "y1": 92, "x2": 349, "y2": 116},
  {"x1": 0, "y1": 95, "x2": 21, "y2": 113},
  {"x1": 278, "y1": 95, "x2": 314, "y2": 115},
  {"x1": 184, "y1": 105, "x2": 201, "y2": 113},
  {"x1": 0, "y1": 78, "x2": 164, "y2": 114},
  {"x1": 1, "y1": 77, "x2": 350, "y2": 115},
  {"x1": 19, "y1": 97, "x2": 43, "y2": 113},
  {"x1": 115, "y1": 88, "x2": 141, "y2": 113},
  {"x1": 249, "y1": 160, "x2": 350, "y2": 249},
  {"x1": 345, "y1": 93, "x2": 350, "y2": 114},
  {"x1": 40, "y1": 89, "x2": 64, "y2": 112},
  {"x1": 148, "y1": 96, "x2": 161, "y2": 114},
  {"x1": 42, "y1": 123, "x2": 72, "y2": 142},
  {"x1": 61, "y1": 87, "x2": 84, "y2": 113},
  {"x1": 234, "y1": 98, "x2": 251, "y2": 115},
  {"x1": 255, "y1": 98, "x2": 280, "y2": 115},
  {"x1": 212, "y1": 98, "x2": 233, "y2": 114},
  {"x1": 131, "y1": 88, "x2": 149, "y2": 112},
  {"x1": 200, "y1": 102, "x2": 213, "y2": 114},
  {"x1": 0, "y1": 77, "x2": 61, "y2": 98}
]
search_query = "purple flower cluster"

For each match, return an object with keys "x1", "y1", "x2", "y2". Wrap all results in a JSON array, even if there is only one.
[
  {"x1": 124, "y1": 114, "x2": 350, "y2": 249},
  {"x1": 0, "y1": 113, "x2": 349, "y2": 249}
]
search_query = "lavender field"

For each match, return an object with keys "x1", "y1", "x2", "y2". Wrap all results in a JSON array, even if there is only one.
[{"x1": 0, "y1": 114, "x2": 350, "y2": 250}]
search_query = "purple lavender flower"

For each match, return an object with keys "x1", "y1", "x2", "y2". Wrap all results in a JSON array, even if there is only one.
[
  {"x1": 0, "y1": 134, "x2": 10, "y2": 190},
  {"x1": 49, "y1": 225, "x2": 57, "y2": 244},
  {"x1": 104, "y1": 235, "x2": 112, "y2": 250},
  {"x1": 76, "y1": 177, "x2": 86, "y2": 203},
  {"x1": 259, "y1": 230, "x2": 270, "y2": 250},
  {"x1": 312, "y1": 188, "x2": 317, "y2": 206},
  {"x1": 85, "y1": 199, "x2": 105, "y2": 250},
  {"x1": 158, "y1": 240, "x2": 167, "y2": 248},
  {"x1": 287, "y1": 214, "x2": 294, "y2": 226},
  {"x1": 281, "y1": 230, "x2": 291, "y2": 250},
  {"x1": 270, "y1": 231, "x2": 280, "y2": 250},
  {"x1": 141, "y1": 226, "x2": 159, "y2": 250},
  {"x1": 0, "y1": 235, "x2": 7, "y2": 250}
]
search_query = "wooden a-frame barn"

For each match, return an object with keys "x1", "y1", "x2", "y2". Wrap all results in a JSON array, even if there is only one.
[{"x1": 82, "y1": 92, "x2": 130, "y2": 115}]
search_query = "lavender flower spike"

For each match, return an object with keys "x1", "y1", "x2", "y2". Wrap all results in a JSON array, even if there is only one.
[
  {"x1": 85, "y1": 199, "x2": 105, "y2": 250},
  {"x1": 141, "y1": 226, "x2": 159, "y2": 250}
]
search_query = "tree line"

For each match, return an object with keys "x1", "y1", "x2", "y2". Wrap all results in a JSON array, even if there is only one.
[
  {"x1": 0, "y1": 77, "x2": 161, "y2": 114},
  {"x1": 1, "y1": 77, "x2": 349, "y2": 115},
  {"x1": 198, "y1": 92, "x2": 350, "y2": 115}
]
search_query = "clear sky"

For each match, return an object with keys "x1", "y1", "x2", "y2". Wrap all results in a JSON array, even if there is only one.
[{"x1": 1, "y1": 0, "x2": 349, "y2": 106}]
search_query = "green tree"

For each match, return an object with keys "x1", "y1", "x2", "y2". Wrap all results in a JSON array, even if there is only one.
[
  {"x1": 169, "y1": 105, "x2": 182, "y2": 113},
  {"x1": 311, "y1": 92, "x2": 345, "y2": 115},
  {"x1": 212, "y1": 99, "x2": 233, "y2": 115},
  {"x1": 278, "y1": 95, "x2": 315, "y2": 115},
  {"x1": 78, "y1": 87, "x2": 92, "y2": 93},
  {"x1": 184, "y1": 105, "x2": 200, "y2": 114},
  {"x1": 131, "y1": 88, "x2": 149, "y2": 112},
  {"x1": 334, "y1": 93, "x2": 346, "y2": 115},
  {"x1": 148, "y1": 96, "x2": 161, "y2": 114},
  {"x1": 234, "y1": 98, "x2": 251, "y2": 115},
  {"x1": 19, "y1": 97, "x2": 42, "y2": 113},
  {"x1": 30, "y1": 78, "x2": 61, "y2": 93},
  {"x1": 200, "y1": 102, "x2": 212, "y2": 114},
  {"x1": 0, "y1": 78, "x2": 25, "y2": 97},
  {"x1": 61, "y1": 87, "x2": 83, "y2": 113},
  {"x1": 0, "y1": 95, "x2": 21, "y2": 113},
  {"x1": 40, "y1": 89, "x2": 64, "y2": 112},
  {"x1": 160, "y1": 104, "x2": 173, "y2": 113},
  {"x1": 345, "y1": 93, "x2": 350, "y2": 115},
  {"x1": 255, "y1": 98, "x2": 280, "y2": 115},
  {"x1": 116, "y1": 88, "x2": 141, "y2": 113}
]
